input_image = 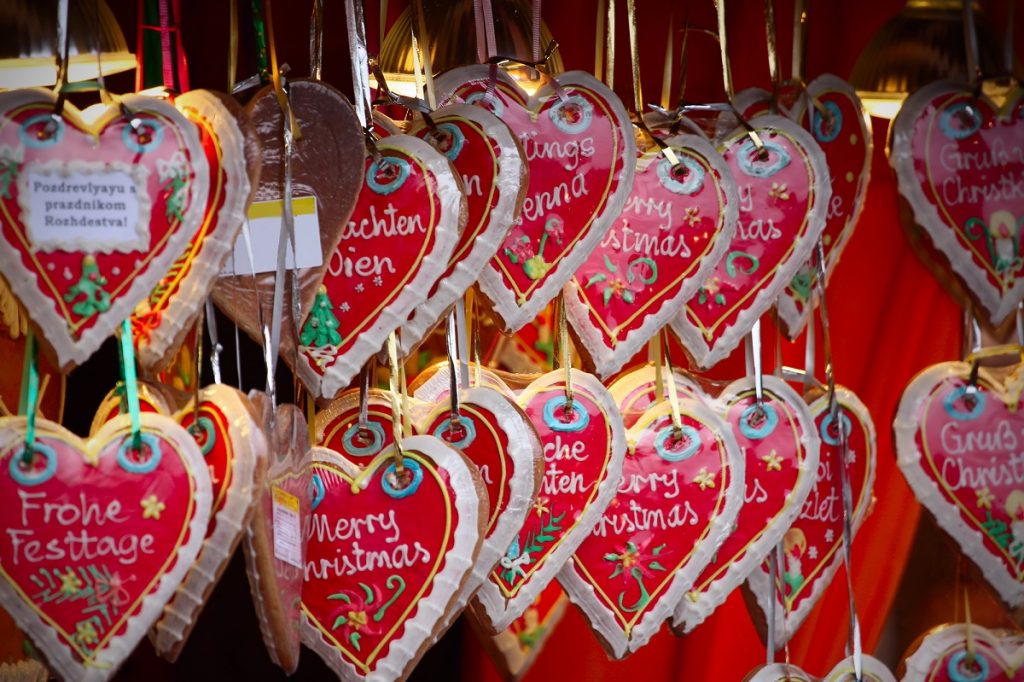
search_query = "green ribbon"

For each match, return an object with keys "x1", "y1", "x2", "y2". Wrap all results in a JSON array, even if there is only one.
[
  {"x1": 19, "y1": 331, "x2": 39, "y2": 465},
  {"x1": 250, "y1": 0, "x2": 271, "y2": 85},
  {"x1": 118, "y1": 319, "x2": 143, "y2": 451}
]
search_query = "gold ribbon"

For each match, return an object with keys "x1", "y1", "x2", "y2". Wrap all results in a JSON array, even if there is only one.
[
  {"x1": 557, "y1": 294, "x2": 574, "y2": 407},
  {"x1": 386, "y1": 332, "x2": 407, "y2": 473},
  {"x1": 605, "y1": 0, "x2": 616, "y2": 90},
  {"x1": 264, "y1": 0, "x2": 302, "y2": 139}
]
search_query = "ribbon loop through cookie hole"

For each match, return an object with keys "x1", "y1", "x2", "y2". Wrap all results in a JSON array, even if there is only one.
[{"x1": 382, "y1": 458, "x2": 422, "y2": 498}]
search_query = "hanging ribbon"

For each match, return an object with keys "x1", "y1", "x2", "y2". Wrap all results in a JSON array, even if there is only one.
[
  {"x1": 593, "y1": 0, "x2": 606, "y2": 80},
  {"x1": 812, "y1": 239, "x2": 863, "y2": 679},
  {"x1": 557, "y1": 294, "x2": 574, "y2": 408},
  {"x1": 532, "y1": 0, "x2": 543, "y2": 64},
  {"x1": 136, "y1": 0, "x2": 190, "y2": 92},
  {"x1": 412, "y1": 0, "x2": 437, "y2": 108},
  {"x1": 762, "y1": 0, "x2": 780, "y2": 99},
  {"x1": 264, "y1": 0, "x2": 301, "y2": 139},
  {"x1": 660, "y1": 328, "x2": 683, "y2": 436},
  {"x1": 660, "y1": 14, "x2": 674, "y2": 110},
  {"x1": 386, "y1": 332, "x2": 407, "y2": 474},
  {"x1": 604, "y1": 0, "x2": 615, "y2": 89},
  {"x1": 228, "y1": 0, "x2": 238, "y2": 90},
  {"x1": 791, "y1": 0, "x2": 807, "y2": 84},
  {"x1": 249, "y1": 0, "x2": 271, "y2": 85},
  {"x1": 18, "y1": 332, "x2": 39, "y2": 465},
  {"x1": 625, "y1": 0, "x2": 679, "y2": 166},
  {"x1": 310, "y1": 0, "x2": 324, "y2": 80},
  {"x1": 205, "y1": 299, "x2": 223, "y2": 385},
  {"x1": 118, "y1": 319, "x2": 144, "y2": 452},
  {"x1": 963, "y1": 1, "x2": 981, "y2": 82},
  {"x1": 445, "y1": 313, "x2": 463, "y2": 434},
  {"x1": 345, "y1": 0, "x2": 373, "y2": 130}
]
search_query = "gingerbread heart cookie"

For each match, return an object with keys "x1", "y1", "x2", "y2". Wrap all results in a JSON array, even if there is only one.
[{"x1": 901, "y1": 623, "x2": 1024, "y2": 681}]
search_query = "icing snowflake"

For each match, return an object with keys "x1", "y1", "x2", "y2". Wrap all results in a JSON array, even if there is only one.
[
  {"x1": 355, "y1": 283, "x2": 365, "y2": 293},
  {"x1": 339, "y1": 302, "x2": 351, "y2": 313},
  {"x1": 824, "y1": 528, "x2": 835, "y2": 543},
  {"x1": 808, "y1": 545, "x2": 818, "y2": 560},
  {"x1": 373, "y1": 275, "x2": 383, "y2": 287}
]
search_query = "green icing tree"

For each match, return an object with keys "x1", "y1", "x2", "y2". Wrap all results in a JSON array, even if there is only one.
[
  {"x1": 65, "y1": 255, "x2": 111, "y2": 318},
  {"x1": 301, "y1": 285, "x2": 342, "y2": 347}
]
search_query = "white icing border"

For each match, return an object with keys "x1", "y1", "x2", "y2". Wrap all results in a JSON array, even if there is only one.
[
  {"x1": 557, "y1": 396, "x2": 745, "y2": 658},
  {"x1": 746, "y1": 654, "x2": 895, "y2": 682},
  {"x1": 297, "y1": 135, "x2": 462, "y2": 399},
  {"x1": 890, "y1": 81, "x2": 1024, "y2": 326},
  {"x1": 0, "y1": 413, "x2": 212, "y2": 682},
  {"x1": 136, "y1": 90, "x2": 253, "y2": 373},
  {"x1": 893, "y1": 361, "x2": 1024, "y2": 607},
  {"x1": 398, "y1": 104, "x2": 527, "y2": 355},
  {"x1": 0, "y1": 89, "x2": 209, "y2": 371},
  {"x1": 901, "y1": 623, "x2": 1024, "y2": 681},
  {"x1": 776, "y1": 75, "x2": 873, "y2": 340},
  {"x1": 150, "y1": 385, "x2": 266, "y2": 660},
  {"x1": 564, "y1": 132, "x2": 740, "y2": 379},
  {"x1": 434, "y1": 67, "x2": 637, "y2": 334},
  {"x1": 672, "y1": 374, "x2": 821, "y2": 631},
  {"x1": 669, "y1": 115, "x2": 831, "y2": 370},
  {"x1": 745, "y1": 385, "x2": 877, "y2": 649},
  {"x1": 473, "y1": 369, "x2": 627, "y2": 632},
  {"x1": 300, "y1": 435, "x2": 484, "y2": 682}
]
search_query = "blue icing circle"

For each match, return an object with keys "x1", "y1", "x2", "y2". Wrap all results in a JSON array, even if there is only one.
[
  {"x1": 657, "y1": 156, "x2": 705, "y2": 195},
  {"x1": 426, "y1": 122, "x2": 467, "y2": 162},
  {"x1": 820, "y1": 411, "x2": 853, "y2": 446},
  {"x1": 342, "y1": 421, "x2": 386, "y2": 457},
  {"x1": 812, "y1": 100, "x2": 843, "y2": 143},
  {"x1": 8, "y1": 441, "x2": 58, "y2": 486},
  {"x1": 310, "y1": 472, "x2": 326, "y2": 511},
  {"x1": 19, "y1": 114, "x2": 64, "y2": 148},
  {"x1": 366, "y1": 157, "x2": 411, "y2": 195},
  {"x1": 434, "y1": 415, "x2": 477, "y2": 449},
  {"x1": 943, "y1": 386, "x2": 986, "y2": 421},
  {"x1": 739, "y1": 403, "x2": 779, "y2": 440},
  {"x1": 947, "y1": 651, "x2": 988, "y2": 682},
  {"x1": 736, "y1": 138, "x2": 791, "y2": 178},
  {"x1": 190, "y1": 416, "x2": 216, "y2": 456},
  {"x1": 465, "y1": 91, "x2": 505, "y2": 117},
  {"x1": 122, "y1": 119, "x2": 164, "y2": 153},
  {"x1": 117, "y1": 432, "x2": 163, "y2": 474},
  {"x1": 940, "y1": 102, "x2": 982, "y2": 140},
  {"x1": 382, "y1": 458, "x2": 423, "y2": 498},
  {"x1": 542, "y1": 396, "x2": 590, "y2": 433},
  {"x1": 548, "y1": 95, "x2": 594, "y2": 135},
  {"x1": 655, "y1": 424, "x2": 702, "y2": 462}
]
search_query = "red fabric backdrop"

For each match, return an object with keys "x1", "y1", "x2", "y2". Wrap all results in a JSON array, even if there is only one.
[{"x1": 69, "y1": 0, "x2": 1024, "y2": 679}]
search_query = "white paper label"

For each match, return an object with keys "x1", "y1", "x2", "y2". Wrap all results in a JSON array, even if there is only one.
[
  {"x1": 220, "y1": 196, "x2": 323, "y2": 276},
  {"x1": 271, "y1": 486, "x2": 303, "y2": 569},
  {"x1": 21, "y1": 162, "x2": 149, "y2": 253}
]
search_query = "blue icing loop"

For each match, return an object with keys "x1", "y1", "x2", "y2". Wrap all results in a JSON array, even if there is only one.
[
  {"x1": 947, "y1": 650, "x2": 988, "y2": 682},
  {"x1": 342, "y1": 422, "x2": 386, "y2": 457},
  {"x1": 940, "y1": 102, "x2": 982, "y2": 140},
  {"x1": 657, "y1": 156, "x2": 705, "y2": 195},
  {"x1": 425, "y1": 122, "x2": 467, "y2": 162},
  {"x1": 943, "y1": 386, "x2": 986, "y2": 421},
  {"x1": 8, "y1": 442, "x2": 58, "y2": 486},
  {"x1": 543, "y1": 396, "x2": 590, "y2": 433},
  {"x1": 191, "y1": 416, "x2": 216, "y2": 456},
  {"x1": 310, "y1": 473, "x2": 326, "y2": 510},
  {"x1": 655, "y1": 424, "x2": 702, "y2": 462},
  {"x1": 19, "y1": 114, "x2": 65, "y2": 148},
  {"x1": 736, "y1": 138, "x2": 791, "y2": 178},
  {"x1": 739, "y1": 403, "x2": 779, "y2": 440},
  {"x1": 548, "y1": 95, "x2": 594, "y2": 135},
  {"x1": 465, "y1": 91, "x2": 505, "y2": 117},
  {"x1": 366, "y1": 157, "x2": 411, "y2": 195},
  {"x1": 121, "y1": 119, "x2": 165, "y2": 153},
  {"x1": 820, "y1": 411, "x2": 853, "y2": 446},
  {"x1": 117, "y1": 432, "x2": 163, "y2": 474},
  {"x1": 382, "y1": 458, "x2": 423, "y2": 498},
  {"x1": 434, "y1": 415, "x2": 477, "y2": 449},
  {"x1": 812, "y1": 100, "x2": 843, "y2": 143}
]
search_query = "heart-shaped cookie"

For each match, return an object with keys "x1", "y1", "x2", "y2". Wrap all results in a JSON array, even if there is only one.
[
  {"x1": 744, "y1": 655, "x2": 895, "y2": 682},
  {"x1": 0, "y1": 89, "x2": 209, "y2": 371},
  {"x1": 894, "y1": 361, "x2": 1024, "y2": 607},
  {"x1": 87, "y1": 382, "x2": 266, "y2": 660},
  {"x1": 902, "y1": 623, "x2": 1024, "y2": 681},
  {"x1": 295, "y1": 134, "x2": 464, "y2": 399},
  {"x1": 608, "y1": 363, "x2": 705, "y2": 428},
  {"x1": 565, "y1": 132, "x2": 739, "y2": 377},
  {"x1": 0, "y1": 413, "x2": 212, "y2": 681},
  {"x1": 131, "y1": 90, "x2": 259, "y2": 372},
  {"x1": 890, "y1": 81, "x2": 1024, "y2": 325},
  {"x1": 242, "y1": 391, "x2": 312, "y2": 674},
  {"x1": 398, "y1": 104, "x2": 527, "y2": 353},
  {"x1": 672, "y1": 375, "x2": 820, "y2": 633},
  {"x1": 745, "y1": 386, "x2": 876, "y2": 648},
  {"x1": 470, "y1": 580, "x2": 568, "y2": 682},
  {"x1": 316, "y1": 387, "x2": 399, "y2": 460},
  {"x1": 776, "y1": 76, "x2": 872, "y2": 339},
  {"x1": 436, "y1": 66, "x2": 636, "y2": 332},
  {"x1": 211, "y1": 79, "x2": 364, "y2": 362},
  {"x1": 558, "y1": 397, "x2": 744, "y2": 657},
  {"x1": 414, "y1": 385, "x2": 543, "y2": 631},
  {"x1": 474, "y1": 369, "x2": 627, "y2": 632},
  {"x1": 670, "y1": 115, "x2": 830, "y2": 369},
  {"x1": 301, "y1": 437, "x2": 485, "y2": 681}
]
